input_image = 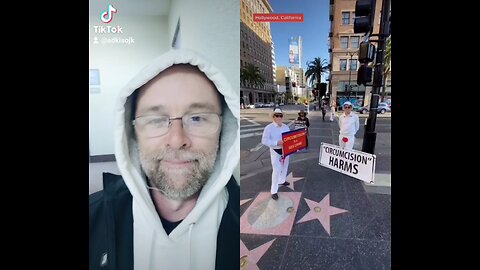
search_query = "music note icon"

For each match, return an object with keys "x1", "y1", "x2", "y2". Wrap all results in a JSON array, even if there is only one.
[{"x1": 100, "y1": 4, "x2": 117, "y2": 23}]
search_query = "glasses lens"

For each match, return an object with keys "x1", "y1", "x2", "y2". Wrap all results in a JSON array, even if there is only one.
[
  {"x1": 134, "y1": 113, "x2": 221, "y2": 138},
  {"x1": 344, "y1": 106, "x2": 352, "y2": 109},
  {"x1": 183, "y1": 113, "x2": 221, "y2": 137},
  {"x1": 134, "y1": 115, "x2": 170, "y2": 137},
  {"x1": 274, "y1": 114, "x2": 283, "y2": 118}
]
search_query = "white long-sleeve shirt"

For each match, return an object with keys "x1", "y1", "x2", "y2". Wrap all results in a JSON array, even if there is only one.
[
  {"x1": 262, "y1": 122, "x2": 290, "y2": 149},
  {"x1": 338, "y1": 112, "x2": 359, "y2": 136}
]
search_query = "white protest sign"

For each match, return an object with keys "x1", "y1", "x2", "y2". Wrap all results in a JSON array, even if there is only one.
[{"x1": 319, "y1": 142, "x2": 376, "y2": 183}]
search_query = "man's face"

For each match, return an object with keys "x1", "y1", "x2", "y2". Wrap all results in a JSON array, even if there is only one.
[
  {"x1": 343, "y1": 104, "x2": 352, "y2": 115},
  {"x1": 134, "y1": 65, "x2": 222, "y2": 200},
  {"x1": 273, "y1": 113, "x2": 283, "y2": 125}
]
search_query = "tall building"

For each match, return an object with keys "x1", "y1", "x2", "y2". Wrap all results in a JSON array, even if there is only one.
[
  {"x1": 240, "y1": 0, "x2": 276, "y2": 105},
  {"x1": 328, "y1": 0, "x2": 391, "y2": 106}
]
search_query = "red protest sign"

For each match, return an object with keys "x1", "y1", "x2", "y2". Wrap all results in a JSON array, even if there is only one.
[{"x1": 282, "y1": 128, "x2": 307, "y2": 157}]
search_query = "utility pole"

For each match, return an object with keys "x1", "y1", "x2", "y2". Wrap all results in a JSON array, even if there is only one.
[{"x1": 361, "y1": 0, "x2": 390, "y2": 154}]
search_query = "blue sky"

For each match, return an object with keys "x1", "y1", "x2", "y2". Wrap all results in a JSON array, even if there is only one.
[{"x1": 269, "y1": 0, "x2": 330, "y2": 83}]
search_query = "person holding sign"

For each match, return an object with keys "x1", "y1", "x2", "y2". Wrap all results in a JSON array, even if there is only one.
[
  {"x1": 261, "y1": 108, "x2": 291, "y2": 200},
  {"x1": 338, "y1": 101, "x2": 360, "y2": 149},
  {"x1": 295, "y1": 110, "x2": 310, "y2": 149}
]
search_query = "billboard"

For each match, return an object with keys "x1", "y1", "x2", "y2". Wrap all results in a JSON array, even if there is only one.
[{"x1": 289, "y1": 37, "x2": 299, "y2": 65}]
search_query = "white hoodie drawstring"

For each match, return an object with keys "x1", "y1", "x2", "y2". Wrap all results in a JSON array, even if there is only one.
[{"x1": 187, "y1": 223, "x2": 195, "y2": 270}]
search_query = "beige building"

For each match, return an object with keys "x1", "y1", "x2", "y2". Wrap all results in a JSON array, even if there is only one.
[
  {"x1": 328, "y1": 0, "x2": 391, "y2": 105},
  {"x1": 241, "y1": 0, "x2": 276, "y2": 105}
]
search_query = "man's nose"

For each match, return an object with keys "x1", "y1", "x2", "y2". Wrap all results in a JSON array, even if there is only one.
[{"x1": 165, "y1": 119, "x2": 192, "y2": 149}]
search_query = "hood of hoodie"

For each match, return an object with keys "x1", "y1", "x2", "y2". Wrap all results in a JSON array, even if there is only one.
[{"x1": 114, "y1": 48, "x2": 239, "y2": 269}]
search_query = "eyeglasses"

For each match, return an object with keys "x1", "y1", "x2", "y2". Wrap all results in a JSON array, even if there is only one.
[
  {"x1": 274, "y1": 114, "x2": 283, "y2": 118},
  {"x1": 133, "y1": 112, "x2": 222, "y2": 138},
  {"x1": 344, "y1": 106, "x2": 352, "y2": 109}
]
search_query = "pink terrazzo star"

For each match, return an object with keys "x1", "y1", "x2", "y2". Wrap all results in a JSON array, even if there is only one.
[
  {"x1": 282, "y1": 172, "x2": 304, "y2": 191},
  {"x1": 241, "y1": 198, "x2": 252, "y2": 206},
  {"x1": 296, "y1": 193, "x2": 348, "y2": 235},
  {"x1": 240, "y1": 239, "x2": 276, "y2": 270}
]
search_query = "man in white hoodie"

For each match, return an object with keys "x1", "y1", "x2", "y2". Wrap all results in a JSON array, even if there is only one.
[{"x1": 89, "y1": 49, "x2": 239, "y2": 270}]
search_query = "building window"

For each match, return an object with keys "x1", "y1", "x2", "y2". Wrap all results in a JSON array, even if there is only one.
[
  {"x1": 350, "y1": 59, "x2": 357, "y2": 71},
  {"x1": 340, "y1": 59, "x2": 347, "y2": 71},
  {"x1": 342, "y1": 12, "x2": 350, "y2": 25},
  {"x1": 340, "y1": 36, "x2": 349, "y2": 49},
  {"x1": 351, "y1": 36, "x2": 359, "y2": 48}
]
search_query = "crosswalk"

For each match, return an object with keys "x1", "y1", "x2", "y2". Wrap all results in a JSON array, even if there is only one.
[{"x1": 240, "y1": 117, "x2": 263, "y2": 139}]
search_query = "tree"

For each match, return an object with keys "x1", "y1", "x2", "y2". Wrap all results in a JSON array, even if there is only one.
[
  {"x1": 305, "y1": 57, "x2": 329, "y2": 100},
  {"x1": 381, "y1": 35, "x2": 391, "y2": 101},
  {"x1": 240, "y1": 63, "x2": 265, "y2": 89},
  {"x1": 284, "y1": 92, "x2": 293, "y2": 104}
]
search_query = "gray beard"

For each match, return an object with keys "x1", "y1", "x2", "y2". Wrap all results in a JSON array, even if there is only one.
[{"x1": 139, "y1": 145, "x2": 218, "y2": 200}]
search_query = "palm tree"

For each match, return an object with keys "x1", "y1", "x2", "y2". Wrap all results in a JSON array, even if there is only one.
[
  {"x1": 381, "y1": 36, "x2": 391, "y2": 101},
  {"x1": 241, "y1": 63, "x2": 265, "y2": 89},
  {"x1": 305, "y1": 57, "x2": 329, "y2": 100}
]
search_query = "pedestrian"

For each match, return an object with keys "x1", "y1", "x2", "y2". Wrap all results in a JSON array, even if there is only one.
[
  {"x1": 330, "y1": 101, "x2": 336, "y2": 122},
  {"x1": 261, "y1": 108, "x2": 290, "y2": 200},
  {"x1": 321, "y1": 102, "x2": 327, "y2": 121},
  {"x1": 296, "y1": 110, "x2": 310, "y2": 149},
  {"x1": 89, "y1": 49, "x2": 239, "y2": 270},
  {"x1": 338, "y1": 101, "x2": 360, "y2": 149}
]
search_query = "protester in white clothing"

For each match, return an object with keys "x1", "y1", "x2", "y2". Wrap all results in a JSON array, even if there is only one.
[
  {"x1": 330, "y1": 101, "x2": 336, "y2": 122},
  {"x1": 338, "y1": 101, "x2": 360, "y2": 149},
  {"x1": 261, "y1": 108, "x2": 291, "y2": 200}
]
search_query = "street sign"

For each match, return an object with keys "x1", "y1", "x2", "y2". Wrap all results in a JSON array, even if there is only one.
[
  {"x1": 319, "y1": 142, "x2": 376, "y2": 183},
  {"x1": 282, "y1": 128, "x2": 307, "y2": 157}
]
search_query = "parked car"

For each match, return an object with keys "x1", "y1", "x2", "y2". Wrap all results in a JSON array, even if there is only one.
[{"x1": 356, "y1": 102, "x2": 391, "y2": 114}]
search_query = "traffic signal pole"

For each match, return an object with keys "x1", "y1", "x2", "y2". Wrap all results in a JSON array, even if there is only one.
[{"x1": 361, "y1": 0, "x2": 390, "y2": 154}]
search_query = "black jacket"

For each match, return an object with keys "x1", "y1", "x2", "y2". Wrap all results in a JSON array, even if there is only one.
[{"x1": 89, "y1": 173, "x2": 239, "y2": 270}]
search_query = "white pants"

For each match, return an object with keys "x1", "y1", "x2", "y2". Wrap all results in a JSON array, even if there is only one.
[
  {"x1": 330, "y1": 109, "x2": 335, "y2": 121},
  {"x1": 339, "y1": 135, "x2": 355, "y2": 150},
  {"x1": 269, "y1": 149, "x2": 290, "y2": 194}
]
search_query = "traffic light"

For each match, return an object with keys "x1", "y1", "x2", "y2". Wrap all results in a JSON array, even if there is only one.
[
  {"x1": 358, "y1": 41, "x2": 376, "y2": 63},
  {"x1": 357, "y1": 41, "x2": 375, "y2": 86},
  {"x1": 357, "y1": 65, "x2": 372, "y2": 86},
  {"x1": 354, "y1": 0, "x2": 376, "y2": 35}
]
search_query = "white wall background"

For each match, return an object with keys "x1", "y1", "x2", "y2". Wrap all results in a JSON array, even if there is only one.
[
  {"x1": 89, "y1": 14, "x2": 169, "y2": 155},
  {"x1": 168, "y1": 0, "x2": 240, "y2": 88}
]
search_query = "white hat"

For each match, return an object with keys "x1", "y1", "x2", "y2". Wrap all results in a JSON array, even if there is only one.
[
  {"x1": 343, "y1": 101, "x2": 352, "y2": 106},
  {"x1": 273, "y1": 108, "x2": 283, "y2": 114}
]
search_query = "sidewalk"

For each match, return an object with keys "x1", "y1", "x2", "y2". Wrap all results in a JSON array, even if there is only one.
[{"x1": 240, "y1": 110, "x2": 391, "y2": 269}]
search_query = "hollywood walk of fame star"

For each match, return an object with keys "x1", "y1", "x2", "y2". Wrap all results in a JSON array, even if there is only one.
[
  {"x1": 240, "y1": 239, "x2": 276, "y2": 270},
  {"x1": 296, "y1": 193, "x2": 348, "y2": 235},
  {"x1": 241, "y1": 198, "x2": 252, "y2": 206},
  {"x1": 281, "y1": 172, "x2": 304, "y2": 191}
]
